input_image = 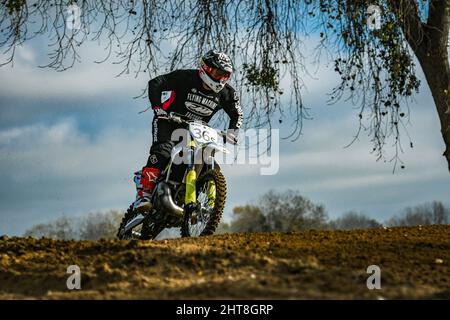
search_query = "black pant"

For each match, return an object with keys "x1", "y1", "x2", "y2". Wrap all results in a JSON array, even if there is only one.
[{"x1": 146, "y1": 115, "x2": 183, "y2": 170}]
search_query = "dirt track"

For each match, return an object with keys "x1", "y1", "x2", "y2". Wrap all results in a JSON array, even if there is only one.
[{"x1": 0, "y1": 225, "x2": 449, "y2": 299}]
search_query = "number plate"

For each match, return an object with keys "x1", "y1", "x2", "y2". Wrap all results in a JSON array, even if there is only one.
[{"x1": 189, "y1": 122, "x2": 218, "y2": 144}]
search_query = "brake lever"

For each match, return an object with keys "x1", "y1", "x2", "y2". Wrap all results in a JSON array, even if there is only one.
[
  {"x1": 167, "y1": 112, "x2": 183, "y2": 124},
  {"x1": 172, "y1": 116, "x2": 183, "y2": 124}
]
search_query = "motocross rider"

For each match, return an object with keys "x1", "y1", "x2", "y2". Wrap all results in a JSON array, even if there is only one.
[{"x1": 133, "y1": 50, "x2": 244, "y2": 212}]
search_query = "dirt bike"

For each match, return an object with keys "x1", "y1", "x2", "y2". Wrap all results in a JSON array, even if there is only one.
[{"x1": 117, "y1": 112, "x2": 234, "y2": 240}]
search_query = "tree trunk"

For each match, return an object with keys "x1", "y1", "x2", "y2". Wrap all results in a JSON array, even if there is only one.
[
  {"x1": 416, "y1": 48, "x2": 450, "y2": 171},
  {"x1": 389, "y1": 0, "x2": 450, "y2": 171},
  {"x1": 414, "y1": 0, "x2": 450, "y2": 172}
]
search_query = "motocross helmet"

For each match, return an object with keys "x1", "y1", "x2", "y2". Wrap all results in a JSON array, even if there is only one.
[{"x1": 199, "y1": 50, "x2": 233, "y2": 93}]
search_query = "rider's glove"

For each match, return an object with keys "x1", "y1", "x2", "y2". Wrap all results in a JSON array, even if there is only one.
[{"x1": 153, "y1": 107, "x2": 168, "y2": 118}]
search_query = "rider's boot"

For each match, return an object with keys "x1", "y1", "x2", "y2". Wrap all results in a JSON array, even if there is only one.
[{"x1": 133, "y1": 167, "x2": 161, "y2": 213}]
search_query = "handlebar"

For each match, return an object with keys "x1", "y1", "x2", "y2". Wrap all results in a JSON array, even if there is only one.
[
  {"x1": 158, "y1": 112, "x2": 238, "y2": 144},
  {"x1": 157, "y1": 112, "x2": 203, "y2": 125},
  {"x1": 158, "y1": 113, "x2": 220, "y2": 133}
]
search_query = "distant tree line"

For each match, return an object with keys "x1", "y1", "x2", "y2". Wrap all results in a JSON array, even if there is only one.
[
  {"x1": 22, "y1": 190, "x2": 449, "y2": 239},
  {"x1": 217, "y1": 190, "x2": 450, "y2": 234},
  {"x1": 23, "y1": 210, "x2": 123, "y2": 240}
]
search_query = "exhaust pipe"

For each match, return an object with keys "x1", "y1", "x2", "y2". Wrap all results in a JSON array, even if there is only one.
[
  {"x1": 121, "y1": 182, "x2": 183, "y2": 236},
  {"x1": 157, "y1": 182, "x2": 184, "y2": 217}
]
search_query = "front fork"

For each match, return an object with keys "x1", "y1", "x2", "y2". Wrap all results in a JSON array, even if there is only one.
[
  {"x1": 184, "y1": 139, "x2": 217, "y2": 209},
  {"x1": 185, "y1": 138, "x2": 197, "y2": 206}
]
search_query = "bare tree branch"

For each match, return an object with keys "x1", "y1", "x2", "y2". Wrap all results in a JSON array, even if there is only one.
[{"x1": 1, "y1": 0, "x2": 449, "y2": 170}]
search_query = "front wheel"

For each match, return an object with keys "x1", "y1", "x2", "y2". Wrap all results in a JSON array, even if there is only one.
[{"x1": 181, "y1": 169, "x2": 227, "y2": 237}]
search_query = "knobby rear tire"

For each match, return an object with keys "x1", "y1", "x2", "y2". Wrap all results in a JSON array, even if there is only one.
[
  {"x1": 117, "y1": 204, "x2": 163, "y2": 240},
  {"x1": 117, "y1": 204, "x2": 135, "y2": 240}
]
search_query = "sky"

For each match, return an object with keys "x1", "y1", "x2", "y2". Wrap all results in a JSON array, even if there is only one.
[{"x1": 1, "y1": 34, "x2": 449, "y2": 236}]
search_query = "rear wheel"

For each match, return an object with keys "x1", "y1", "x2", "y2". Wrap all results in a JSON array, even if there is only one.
[
  {"x1": 140, "y1": 219, "x2": 165, "y2": 240},
  {"x1": 117, "y1": 205, "x2": 164, "y2": 240},
  {"x1": 181, "y1": 169, "x2": 226, "y2": 237},
  {"x1": 117, "y1": 205, "x2": 139, "y2": 240}
]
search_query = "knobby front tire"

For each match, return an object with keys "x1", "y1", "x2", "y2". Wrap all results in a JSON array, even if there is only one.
[{"x1": 181, "y1": 169, "x2": 227, "y2": 237}]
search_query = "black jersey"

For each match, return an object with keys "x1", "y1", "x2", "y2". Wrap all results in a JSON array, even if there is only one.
[{"x1": 148, "y1": 69, "x2": 243, "y2": 129}]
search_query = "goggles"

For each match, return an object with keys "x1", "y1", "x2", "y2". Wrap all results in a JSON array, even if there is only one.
[{"x1": 202, "y1": 63, "x2": 231, "y2": 81}]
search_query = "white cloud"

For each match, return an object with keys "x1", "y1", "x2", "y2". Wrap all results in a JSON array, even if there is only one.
[
  {"x1": 0, "y1": 118, "x2": 148, "y2": 179},
  {"x1": 0, "y1": 118, "x2": 151, "y2": 234},
  {"x1": 0, "y1": 43, "x2": 148, "y2": 99}
]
